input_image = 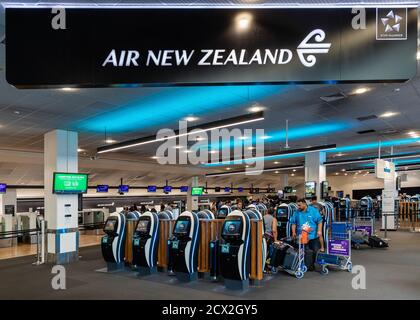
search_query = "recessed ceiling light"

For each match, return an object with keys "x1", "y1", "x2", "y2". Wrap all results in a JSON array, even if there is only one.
[
  {"x1": 379, "y1": 111, "x2": 399, "y2": 118},
  {"x1": 226, "y1": 167, "x2": 231, "y2": 170},
  {"x1": 336, "y1": 153, "x2": 345, "y2": 157},
  {"x1": 248, "y1": 104, "x2": 265, "y2": 113},
  {"x1": 341, "y1": 169, "x2": 346, "y2": 172},
  {"x1": 151, "y1": 156, "x2": 159, "y2": 159},
  {"x1": 184, "y1": 116, "x2": 198, "y2": 122},
  {"x1": 344, "y1": 173, "x2": 348, "y2": 176},
  {"x1": 61, "y1": 87, "x2": 77, "y2": 92},
  {"x1": 274, "y1": 171, "x2": 279, "y2": 174},
  {"x1": 77, "y1": 148, "x2": 84, "y2": 152},
  {"x1": 105, "y1": 139, "x2": 116, "y2": 144},
  {"x1": 235, "y1": 12, "x2": 253, "y2": 30},
  {"x1": 13, "y1": 110, "x2": 21, "y2": 115},
  {"x1": 293, "y1": 169, "x2": 296, "y2": 172},
  {"x1": 291, "y1": 173, "x2": 295, "y2": 177},
  {"x1": 358, "y1": 171, "x2": 362, "y2": 173},
  {"x1": 353, "y1": 87, "x2": 370, "y2": 95},
  {"x1": 335, "y1": 172, "x2": 339, "y2": 175},
  {"x1": 274, "y1": 161, "x2": 279, "y2": 164},
  {"x1": 245, "y1": 165, "x2": 250, "y2": 168}
]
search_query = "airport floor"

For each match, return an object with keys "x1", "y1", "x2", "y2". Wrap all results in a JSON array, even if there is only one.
[{"x1": 1, "y1": 230, "x2": 420, "y2": 300}]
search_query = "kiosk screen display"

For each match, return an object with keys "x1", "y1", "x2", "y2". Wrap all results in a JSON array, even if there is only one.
[
  {"x1": 277, "y1": 207, "x2": 288, "y2": 218},
  {"x1": 163, "y1": 186, "x2": 172, "y2": 193},
  {"x1": 218, "y1": 208, "x2": 228, "y2": 217},
  {"x1": 104, "y1": 219, "x2": 116, "y2": 231},
  {"x1": 174, "y1": 220, "x2": 190, "y2": 234},
  {"x1": 137, "y1": 220, "x2": 149, "y2": 233},
  {"x1": 222, "y1": 220, "x2": 241, "y2": 236}
]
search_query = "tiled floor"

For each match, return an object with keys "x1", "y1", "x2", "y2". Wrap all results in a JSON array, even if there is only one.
[{"x1": 0, "y1": 233, "x2": 103, "y2": 260}]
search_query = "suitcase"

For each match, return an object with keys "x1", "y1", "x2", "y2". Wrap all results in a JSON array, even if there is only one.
[
  {"x1": 352, "y1": 230, "x2": 369, "y2": 244},
  {"x1": 282, "y1": 247, "x2": 299, "y2": 271},
  {"x1": 304, "y1": 248, "x2": 315, "y2": 271},
  {"x1": 268, "y1": 242, "x2": 289, "y2": 268},
  {"x1": 368, "y1": 235, "x2": 389, "y2": 248}
]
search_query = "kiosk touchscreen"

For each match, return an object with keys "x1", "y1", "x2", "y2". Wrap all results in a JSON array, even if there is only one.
[
  {"x1": 132, "y1": 212, "x2": 159, "y2": 275},
  {"x1": 276, "y1": 204, "x2": 291, "y2": 239},
  {"x1": 169, "y1": 211, "x2": 199, "y2": 282},
  {"x1": 101, "y1": 213, "x2": 126, "y2": 271},
  {"x1": 219, "y1": 211, "x2": 251, "y2": 290},
  {"x1": 217, "y1": 205, "x2": 231, "y2": 219}
]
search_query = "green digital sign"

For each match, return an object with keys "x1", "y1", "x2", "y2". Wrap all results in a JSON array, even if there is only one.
[
  {"x1": 53, "y1": 172, "x2": 88, "y2": 194},
  {"x1": 191, "y1": 187, "x2": 204, "y2": 196}
]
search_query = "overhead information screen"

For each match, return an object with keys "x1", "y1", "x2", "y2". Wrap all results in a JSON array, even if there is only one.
[
  {"x1": 0, "y1": 183, "x2": 6, "y2": 194},
  {"x1": 5, "y1": 7, "x2": 417, "y2": 88},
  {"x1": 53, "y1": 173, "x2": 88, "y2": 194}
]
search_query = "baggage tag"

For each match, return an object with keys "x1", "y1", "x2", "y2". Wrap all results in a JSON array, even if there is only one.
[
  {"x1": 221, "y1": 244, "x2": 230, "y2": 254},
  {"x1": 172, "y1": 240, "x2": 179, "y2": 249},
  {"x1": 133, "y1": 238, "x2": 140, "y2": 246}
]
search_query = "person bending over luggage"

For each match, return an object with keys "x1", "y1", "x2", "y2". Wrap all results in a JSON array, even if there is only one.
[
  {"x1": 291, "y1": 199, "x2": 325, "y2": 253},
  {"x1": 310, "y1": 196, "x2": 324, "y2": 217}
]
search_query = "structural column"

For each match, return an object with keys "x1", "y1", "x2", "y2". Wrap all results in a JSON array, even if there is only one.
[
  {"x1": 44, "y1": 130, "x2": 79, "y2": 264},
  {"x1": 280, "y1": 174, "x2": 288, "y2": 189},
  {"x1": 186, "y1": 176, "x2": 199, "y2": 212},
  {"x1": 304, "y1": 152, "x2": 326, "y2": 200},
  {"x1": 0, "y1": 189, "x2": 17, "y2": 248}
]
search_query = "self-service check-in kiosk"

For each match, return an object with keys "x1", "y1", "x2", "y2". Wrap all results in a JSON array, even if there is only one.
[
  {"x1": 217, "y1": 205, "x2": 231, "y2": 219},
  {"x1": 170, "y1": 211, "x2": 199, "y2": 282},
  {"x1": 197, "y1": 209, "x2": 215, "y2": 220},
  {"x1": 219, "y1": 210, "x2": 250, "y2": 290},
  {"x1": 360, "y1": 196, "x2": 373, "y2": 217},
  {"x1": 101, "y1": 212, "x2": 126, "y2": 271},
  {"x1": 132, "y1": 211, "x2": 159, "y2": 275},
  {"x1": 276, "y1": 203, "x2": 293, "y2": 239},
  {"x1": 339, "y1": 198, "x2": 351, "y2": 221}
]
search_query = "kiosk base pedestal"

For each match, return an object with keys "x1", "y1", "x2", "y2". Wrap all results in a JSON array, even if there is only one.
[
  {"x1": 224, "y1": 278, "x2": 249, "y2": 290},
  {"x1": 107, "y1": 262, "x2": 125, "y2": 272},
  {"x1": 138, "y1": 266, "x2": 157, "y2": 276},
  {"x1": 176, "y1": 271, "x2": 198, "y2": 282}
]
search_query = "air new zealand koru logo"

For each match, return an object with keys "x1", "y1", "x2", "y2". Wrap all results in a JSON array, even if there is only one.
[
  {"x1": 296, "y1": 29, "x2": 331, "y2": 67},
  {"x1": 376, "y1": 8, "x2": 407, "y2": 40}
]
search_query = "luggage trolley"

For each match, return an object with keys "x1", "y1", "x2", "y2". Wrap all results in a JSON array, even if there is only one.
[{"x1": 316, "y1": 222, "x2": 352, "y2": 275}]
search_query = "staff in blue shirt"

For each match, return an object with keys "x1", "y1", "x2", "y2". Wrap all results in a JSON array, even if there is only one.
[{"x1": 290, "y1": 198, "x2": 325, "y2": 253}]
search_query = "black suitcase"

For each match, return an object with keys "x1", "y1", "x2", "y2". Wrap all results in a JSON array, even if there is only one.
[
  {"x1": 283, "y1": 247, "x2": 299, "y2": 271},
  {"x1": 368, "y1": 235, "x2": 389, "y2": 248},
  {"x1": 304, "y1": 248, "x2": 315, "y2": 271},
  {"x1": 268, "y1": 242, "x2": 289, "y2": 268}
]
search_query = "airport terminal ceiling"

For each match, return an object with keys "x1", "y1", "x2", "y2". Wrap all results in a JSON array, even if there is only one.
[{"x1": 0, "y1": 1, "x2": 420, "y2": 187}]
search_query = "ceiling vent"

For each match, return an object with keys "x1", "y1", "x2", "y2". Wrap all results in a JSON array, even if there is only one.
[
  {"x1": 357, "y1": 115, "x2": 378, "y2": 121},
  {"x1": 320, "y1": 92, "x2": 347, "y2": 102},
  {"x1": 357, "y1": 129, "x2": 376, "y2": 134}
]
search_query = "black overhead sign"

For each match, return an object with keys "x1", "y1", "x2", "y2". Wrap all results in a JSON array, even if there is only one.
[{"x1": 5, "y1": 7, "x2": 418, "y2": 88}]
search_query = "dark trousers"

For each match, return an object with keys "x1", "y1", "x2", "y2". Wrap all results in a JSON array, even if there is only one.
[{"x1": 306, "y1": 238, "x2": 321, "y2": 268}]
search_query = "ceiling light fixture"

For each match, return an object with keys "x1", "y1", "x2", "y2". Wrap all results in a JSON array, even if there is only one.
[
  {"x1": 235, "y1": 12, "x2": 253, "y2": 31},
  {"x1": 61, "y1": 87, "x2": 77, "y2": 92},
  {"x1": 105, "y1": 139, "x2": 116, "y2": 144},
  {"x1": 205, "y1": 165, "x2": 304, "y2": 178},
  {"x1": 77, "y1": 148, "x2": 84, "y2": 152},
  {"x1": 380, "y1": 111, "x2": 400, "y2": 118},
  {"x1": 353, "y1": 87, "x2": 370, "y2": 95},
  {"x1": 417, "y1": 51, "x2": 420, "y2": 60},
  {"x1": 97, "y1": 111, "x2": 264, "y2": 154},
  {"x1": 184, "y1": 116, "x2": 198, "y2": 122}
]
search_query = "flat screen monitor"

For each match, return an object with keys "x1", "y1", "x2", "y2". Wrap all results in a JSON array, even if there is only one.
[
  {"x1": 218, "y1": 208, "x2": 228, "y2": 217},
  {"x1": 277, "y1": 207, "x2": 287, "y2": 218},
  {"x1": 163, "y1": 186, "x2": 172, "y2": 193},
  {"x1": 0, "y1": 183, "x2": 6, "y2": 194},
  {"x1": 222, "y1": 220, "x2": 241, "y2": 236},
  {"x1": 147, "y1": 185, "x2": 157, "y2": 192},
  {"x1": 396, "y1": 176, "x2": 401, "y2": 190},
  {"x1": 215, "y1": 187, "x2": 221, "y2": 192},
  {"x1": 191, "y1": 186, "x2": 204, "y2": 196},
  {"x1": 118, "y1": 185, "x2": 129, "y2": 193},
  {"x1": 53, "y1": 173, "x2": 88, "y2": 194},
  {"x1": 180, "y1": 186, "x2": 189, "y2": 192},
  {"x1": 137, "y1": 220, "x2": 149, "y2": 233},
  {"x1": 238, "y1": 187, "x2": 244, "y2": 192},
  {"x1": 224, "y1": 187, "x2": 231, "y2": 192},
  {"x1": 174, "y1": 220, "x2": 190, "y2": 234},
  {"x1": 96, "y1": 185, "x2": 109, "y2": 193},
  {"x1": 283, "y1": 186, "x2": 293, "y2": 193},
  {"x1": 337, "y1": 191, "x2": 344, "y2": 198},
  {"x1": 5, "y1": 205, "x2": 15, "y2": 216},
  {"x1": 304, "y1": 181, "x2": 316, "y2": 199},
  {"x1": 321, "y1": 181, "x2": 329, "y2": 198},
  {"x1": 104, "y1": 219, "x2": 117, "y2": 232}
]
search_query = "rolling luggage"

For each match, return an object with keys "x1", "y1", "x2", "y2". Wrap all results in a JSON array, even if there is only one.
[
  {"x1": 282, "y1": 247, "x2": 299, "y2": 271},
  {"x1": 267, "y1": 242, "x2": 289, "y2": 268},
  {"x1": 368, "y1": 235, "x2": 389, "y2": 248}
]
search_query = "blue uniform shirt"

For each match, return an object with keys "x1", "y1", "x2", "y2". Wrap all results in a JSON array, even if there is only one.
[{"x1": 290, "y1": 206, "x2": 323, "y2": 240}]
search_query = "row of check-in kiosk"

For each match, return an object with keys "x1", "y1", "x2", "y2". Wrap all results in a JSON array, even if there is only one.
[{"x1": 101, "y1": 202, "x2": 335, "y2": 290}]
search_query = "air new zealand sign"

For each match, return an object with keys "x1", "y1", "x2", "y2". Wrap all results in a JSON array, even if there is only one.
[{"x1": 5, "y1": 7, "x2": 418, "y2": 88}]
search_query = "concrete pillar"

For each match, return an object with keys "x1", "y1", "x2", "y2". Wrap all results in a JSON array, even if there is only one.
[
  {"x1": 382, "y1": 172, "x2": 398, "y2": 231},
  {"x1": 186, "y1": 177, "x2": 199, "y2": 212},
  {"x1": 280, "y1": 174, "x2": 288, "y2": 189},
  {"x1": 44, "y1": 130, "x2": 79, "y2": 264},
  {"x1": 304, "y1": 152, "x2": 326, "y2": 200}
]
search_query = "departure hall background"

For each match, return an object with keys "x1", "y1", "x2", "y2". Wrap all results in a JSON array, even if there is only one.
[{"x1": 0, "y1": 0, "x2": 420, "y2": 305}]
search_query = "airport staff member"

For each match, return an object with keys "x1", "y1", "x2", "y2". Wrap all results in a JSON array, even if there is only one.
[{"x1": 291, "y1": 199, "x2": 324, "y2": 253}]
